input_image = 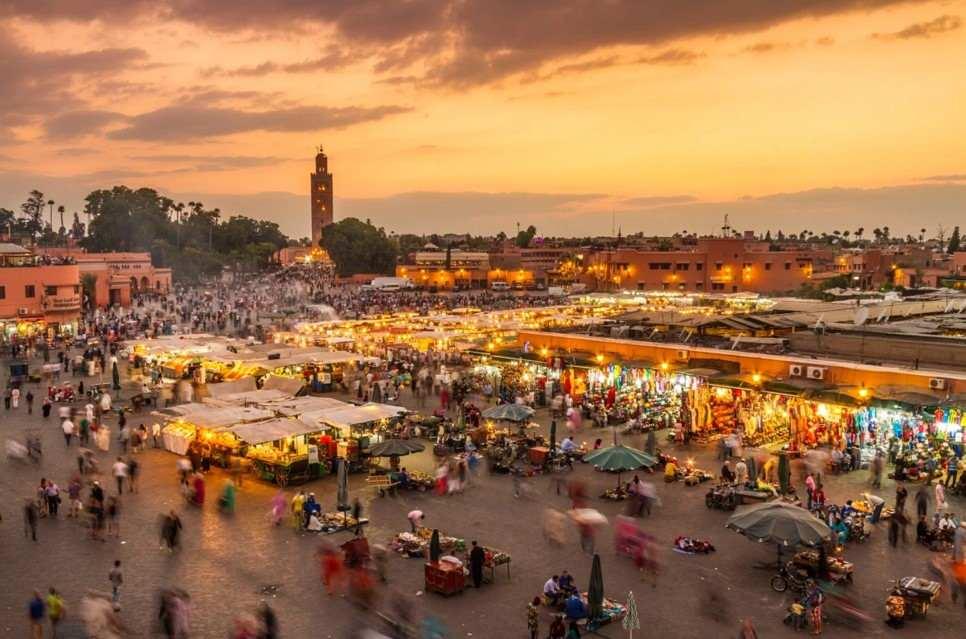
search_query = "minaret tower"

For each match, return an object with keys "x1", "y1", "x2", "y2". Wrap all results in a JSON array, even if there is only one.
[{"x1": 310, "y1": 145, "x2": 333, "y2": 246}]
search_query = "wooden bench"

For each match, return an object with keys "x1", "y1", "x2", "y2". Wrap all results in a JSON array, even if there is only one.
[{"x1": 366, "y1": 474, "x2": 400, "y2": 496}]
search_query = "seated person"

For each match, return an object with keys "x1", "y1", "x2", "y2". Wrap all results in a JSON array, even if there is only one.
[
  {"x1": 548, "y1": 615, "x2": 566, "y2": 639},
  {"x1": 307, "y1": 513, "x2": 324, "y2": 532},
  {"x1": 830, "y1": 449, "x2": 843, "y2": 470},
  {"x1": 558, "y1": 570, "x2": 576, "y2": 595},
  {"x1": 664, "y1": 460, "x2": 678, "y2": 482},
  {"x1": 560, "y1": 437, "x2": 577, "y2": 454},
  {"x1": 830, "y1": 516, "x2": 849, "y2": 544},
  {"x1": 396, "y1": 467, "x2": 410, "y2": 489},
  {"x1": 564, "y1": 593, "x2": 587, "y2": 620},
  {"x1": 720, "y1": 461, "x2": 735, "y2": 483},
  {"x1": 543, "y1": 575, "x2": 563, "y2": 606}
]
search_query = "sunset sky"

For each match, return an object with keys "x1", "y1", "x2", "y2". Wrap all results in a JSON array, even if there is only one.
[{"x1": 1, "y1": 0, "x2": 965, "y2": 239}]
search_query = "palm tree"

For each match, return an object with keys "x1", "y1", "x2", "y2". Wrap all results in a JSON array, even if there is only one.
[
  {"x1": 919, "y1": 228, "x2": 926, "y2": 243},
  {"x1": 47, "y1": 199, "x2": 55, "y2": 230},
  {"x1": 855, "y1": 227, "x2": 865, "y2": 243},
  {"x1": 57, "y1": 205, "x2": 65, "y2": 233}
]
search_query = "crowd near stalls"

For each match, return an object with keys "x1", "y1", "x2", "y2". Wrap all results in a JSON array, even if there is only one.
[
  {"x1": 469, "y1": 346, "x2": 965, "y2": 468},
  {"x1": 153, "y1": 389, "x2": 408, "y2": 485}
]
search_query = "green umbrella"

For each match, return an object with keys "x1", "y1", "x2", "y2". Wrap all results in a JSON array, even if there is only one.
[
  {"x1": 778, "y1": 453, "x2": 791, "y2": 494},
  {"x1": 482, "y1": 404, "x2": 535, "y2": 422},
  {"x1": 726, "y1": 502, "x2": 831, "y2": 547},
  {"x1": 588, "y1": 553, "x2": 604, "y2": 622},
  {"x1": 368, "y1": 439, "x2": 425, "y2": 457},
  {"x1": 429, "y1": 529, "x2": 441, "y2": 562},
  {"x1": 745, "y1": 456, "x2": 757, "y2": 484},
  {"x1": 584, "y1": 444, "x2": 657, "y2": 490}
]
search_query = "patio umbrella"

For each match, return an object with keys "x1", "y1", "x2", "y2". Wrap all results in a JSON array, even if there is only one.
[
  {"x1": 726, "y1": 501, "x2": 831, "y2": 566},
  {"x1": 583, "y1": 444, "x2": 658, "y2": 490},
  {"x1": 481, "y1": 403, "x2": 534, "y2": 422},
  {"x1": 778, "y1": 453, "x2": 791, "y2": 494},
  {"x1": 429, "y1": 529, "x2": 441, "y2": 562},
  {"x1": 368, "y1": 439, "x2": 425, "y2": 457},
  {"x1": 588, "y1": 553, "x2": 604, "y2": 622},
  {"x1": 112, "y1": 361, "x2": 120, "y2": 390}
]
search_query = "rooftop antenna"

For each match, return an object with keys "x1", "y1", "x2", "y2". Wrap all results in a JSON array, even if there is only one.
[
  {"x1": 721, "y1": 213, "x2": 732, "y2": 238},
  {"x1": 611, "y1": 211, "x2": 615, "y2": 237}
]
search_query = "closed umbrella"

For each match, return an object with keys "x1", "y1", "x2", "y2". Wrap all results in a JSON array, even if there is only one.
[
  {"x1": 778, "y1": 453, "x2": 791, "y2": 494},
  {"x1": 429, "y1": 529, "x2": 441, "y2": 562},
  {"x1": 112, "y1": 361, "x2": 120, "y2": 390},
  {"x1": 745, "y1": 456, "x2": 757, "y2": 484},
  {"x1": 587, "y1": 553, "x2": 604, "y2": 622},
  {"x1": 337, "y1": 458, "x2": 349, "y2": 526},
  {"x1": 584, "y1": 444, "x2": 658, "y2": 490},
  {"x1": 645, "y1": 430, "x2": 656, "y2": 456},
  {"x1": 549, "y1": 420, "x2": 557, "y2": 460}
]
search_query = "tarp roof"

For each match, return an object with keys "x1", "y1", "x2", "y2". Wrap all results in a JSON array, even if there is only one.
[
  {"x1": 206, "y1": 378, "x2": 257, "y2": 397},
  {"x1": 261, "y1": 376, "x2": 305, "y2": 396},
  {"x1": 162, "y1": 404, "x2": 275, "y2": 430},
  {"x1": 313, "y1": 403, "x2": 407, "y2": 429},
  {"x1": 229, "y1": 418, "x2": 321, "y2": 444}
]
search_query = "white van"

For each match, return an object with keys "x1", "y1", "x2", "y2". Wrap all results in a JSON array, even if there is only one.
[{"x1": 369, "y1": 276, "x2": 413, "y2": 292}]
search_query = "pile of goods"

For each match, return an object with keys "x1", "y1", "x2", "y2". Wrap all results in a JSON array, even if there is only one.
[
  {"x1": 600, "y1": 487, "x2": 628, "y2": 501},
  {"x1": 390, "y1": 527, "x2": 466, "y2": 558},
  {"x1": 317, "y1": 512, "x2": 367, "y2": 533},
  {"x1": 792, "y1": 550, "x2": 854, "y2": 582}
]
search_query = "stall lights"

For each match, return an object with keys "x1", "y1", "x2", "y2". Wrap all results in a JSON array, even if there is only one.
[
  {"x1": 751, "y1": 373, "x2": 762, "y2": 385},
  {"x1": 540, "y1": 347, "x2": 549, "y2": 357},
  {"x1": 858, "y1": 387, "x2": 869, "y2": 399},
  {"x1": 660, "y1": 361, "x2": 669, "y2": 371},
  {"x1": 595, "y1": 353, "x2": 605, "y2": 364}
]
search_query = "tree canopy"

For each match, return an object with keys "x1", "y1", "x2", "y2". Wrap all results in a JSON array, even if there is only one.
[{"x1": 321, "y1": 217, "x2": 396, "y2": 276}]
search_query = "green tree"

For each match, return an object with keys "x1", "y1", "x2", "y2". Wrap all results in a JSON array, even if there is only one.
[
  {"x1": 321, "y1": 217, "x2": 396, "y2": 276},
  {"x1": 948, "y1": 226, "x2": 961, "y2": 253},
  {"x1": 20, "y1": 190, "x2": 45, "y2": 239},
  {"x1": 515, "y1": 225, "x2": 537, "y2": 248}
]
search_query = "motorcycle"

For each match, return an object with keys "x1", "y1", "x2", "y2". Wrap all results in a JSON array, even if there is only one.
[{"x1": 771, "y1": 562, "x2": 809, "y2": 593}]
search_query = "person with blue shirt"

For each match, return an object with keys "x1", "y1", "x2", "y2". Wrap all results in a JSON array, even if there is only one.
[{"x1": 28, "y1": 591, "x2": 45, "y2": 639}]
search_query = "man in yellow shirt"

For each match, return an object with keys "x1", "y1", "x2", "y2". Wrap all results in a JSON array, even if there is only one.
[
  {"x1": 46, "y1": 588, "x2": 65, "y2": 636},
  {"x1": 291, "y1": 490, "x2": 306, "y2": 530},
  {"x1": 664, "y1": 460, "x2": 678, "y2": 482}
]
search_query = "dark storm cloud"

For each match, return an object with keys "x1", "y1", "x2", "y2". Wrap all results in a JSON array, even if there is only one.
[
  {"x1": 107, "y1": 104, "x2": 411, "y2": 141},
  {"x1": 2, "y1": 0, "x2": 913, "y2": 87},
  {"x1": 44, "y1": 109, "x2": 127, "y2": 139},
  {"x1": 872, "y1": 14, "x2": 962, "y2": 39}
]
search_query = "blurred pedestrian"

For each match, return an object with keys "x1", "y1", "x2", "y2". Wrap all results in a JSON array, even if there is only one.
[
  {"x1": 28, "y1": 591, "x2": 45, "y2": 639},
  {"x1": 24, "y1": 498, "x2": 38, "y2": 541},
  {"x1": 257, "y1": 601, "x2": 278, "y2": 639},
  {"x1": 46, "y1": 587, "x2": 65, "y2": 638},
  {"x1": 527, "y1": 596, "x2": 540, "y2": 639},
  {"x1": 109, "y1": 560, "x2": 123, "y2": 610}
]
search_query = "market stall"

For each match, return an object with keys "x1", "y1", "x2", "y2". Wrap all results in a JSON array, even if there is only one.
[{"x1": 230, "y1": 417, "x2": 333, "y2": 484}]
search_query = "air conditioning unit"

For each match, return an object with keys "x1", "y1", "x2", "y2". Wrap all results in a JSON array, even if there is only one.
[
  {"x1": 675, "y1": 350, "x2": 688, "y2": 361},
  {"x1": 806, "y1": 366, "x2": 826, "y2": 380},
  {"x1": 789, "y1": 364, "x2": 804, "y2": 377},
  {"x1": 17, "y1": 307, "x2": 29, "y2": 316},
  {"x1": 929, "y1": 378, "x2": 946, "y2": 390}
]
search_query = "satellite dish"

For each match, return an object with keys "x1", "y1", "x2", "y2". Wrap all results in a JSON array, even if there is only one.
[{"x1": 853, "y1": 307, "x2": 869, "y2": 326}]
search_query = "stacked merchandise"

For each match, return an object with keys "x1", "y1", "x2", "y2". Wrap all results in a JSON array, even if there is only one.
[{"x1": 390, "y1": 527, "x2": 466, "y2": 558}]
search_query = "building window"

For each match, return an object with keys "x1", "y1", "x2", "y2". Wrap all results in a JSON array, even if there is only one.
[
  {"x1": 662, "y1": 282, "x2": 670, "y2": 290},
  {"x1": 711, "y1": 282, "x2": 724, "y2": 291},
  {"x1": 25, "y1": 285, "x2": 35, "y2": 298},
  {"x1": 0, "y1": 286, "x2": 5, "y2": 299},
  {"x1": 696, "y1": 263, "x2": 703, "y2": 271},
  {"x1": 45, "y1": 286, "x2": 57, "y2": 296},
  {"x1": 675, "y1": 263, "x2": 689, "y2": 271},
  {"x1": 785, "y1": 262, "x2": 791, "y2": 270},
  {"x1": 695, "y1": 282, "x2": 704, "y2": 290},
  {"x1": 677, "y1": 282, "x2": 686, "y2": 290},
  {"x1": 742, "y1": 262, "x2": 751, "y2": 269},
  {"x1": 764, "y1": 263, "x2": 772, "y2": 271},
  {"x1": 715, "y1": 262, "x2": 723, "y2": 271},
  {"x1": 648, "y1": 262, "x2": 671, "y2": 270}
]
